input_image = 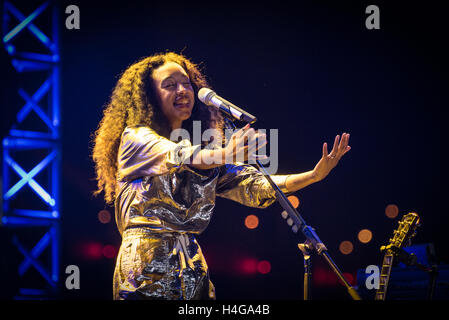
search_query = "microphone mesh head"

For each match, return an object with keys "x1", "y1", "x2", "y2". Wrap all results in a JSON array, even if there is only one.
[{"x1": 198, "y1": 88, "x2": 214, "y2": 105}]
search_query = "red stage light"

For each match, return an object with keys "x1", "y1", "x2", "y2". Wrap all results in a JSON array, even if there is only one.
[
  {"x1": 343, "y1": 272, "x2": 354, "y2": 286},
  {"x1": 313, "y1": 268, "x2": 356, "y2": 287},
  {"x1": 313, "y1": 267, "x2": 337, "y2": 286},
  {"x1": 84, "y1": 242, "x2": 103, "y2": 260},
  {"x1": 102, "y1": 244, "x2": 117, "y2": 259},
  {"x1": 240, "y1": 258, "x2": 258, "y2": 274},
  {"x1": 257, "y1": 260, "x2": 271, "y2": 274}
]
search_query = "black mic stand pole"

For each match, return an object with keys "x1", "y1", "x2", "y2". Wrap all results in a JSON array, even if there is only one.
[
  {"x1": 298, "y1": 242, "x2": 312, "y2": 300},
  {"x1": 222, "y1": 116, "x2": 361, "y2": 300}
]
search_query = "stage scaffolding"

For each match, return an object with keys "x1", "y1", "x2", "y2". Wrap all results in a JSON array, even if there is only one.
[{"x1": 1, "y1": 0, "x2": 61, "y2": 299}]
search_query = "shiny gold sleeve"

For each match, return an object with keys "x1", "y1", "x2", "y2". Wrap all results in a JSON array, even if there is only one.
[
  {"x1": 117, "y1": 126, "x2": 201, "y2": 181},
  {"x1": 216, "y1": 163, "x2": 289, "y2": 209}
]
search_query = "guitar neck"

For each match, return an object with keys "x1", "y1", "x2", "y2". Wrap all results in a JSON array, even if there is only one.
[{"x1": 375, "y1": 251, "x2": 394, "y2": 300}]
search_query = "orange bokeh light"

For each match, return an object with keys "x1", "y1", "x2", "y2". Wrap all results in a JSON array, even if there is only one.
[
  {"x1": 288, "y1": 195, "x2": 300, "y2": 208},
  {"x1": 385, "y1": 204, "x2": 399, "y2": 219},
  {"x1": 98, "y1": 210, "x2": 111, "y2": 224},
  {"x1": 339, "y1": 241, "x2": 354, "y2": 255},
  {"x1": 358, "y1": 229, "x2": 373, "y2": 243},
  {"x1": 244, "y1": 215, "x2": 259, "y2": 229}
]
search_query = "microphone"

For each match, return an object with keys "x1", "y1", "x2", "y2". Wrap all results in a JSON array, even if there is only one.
[{"x1": 198, "y1": 88, "x2": 257, "y2": 124}]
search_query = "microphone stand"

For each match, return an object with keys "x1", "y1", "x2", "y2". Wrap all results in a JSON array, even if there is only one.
[{"x1": 222, "y1": 116, "x2": 361, "y2": 300}]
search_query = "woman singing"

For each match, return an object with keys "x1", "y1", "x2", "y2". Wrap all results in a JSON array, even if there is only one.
[{"x1": 91, "y1": 51, "x2": 350, "y2": 300}]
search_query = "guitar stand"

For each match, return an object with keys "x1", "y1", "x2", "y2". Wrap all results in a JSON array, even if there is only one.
[
  {"x1": 394, "y1": 247, "x2": 439, "y2": 300},
  {"x1": 222, "y1": 117, "x2": 362, "y2": 300}
]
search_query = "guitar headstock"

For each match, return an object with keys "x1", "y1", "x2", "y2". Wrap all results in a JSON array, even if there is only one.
[{"x1": 381, "y1": 212, "x2": 420, "y2": 253}]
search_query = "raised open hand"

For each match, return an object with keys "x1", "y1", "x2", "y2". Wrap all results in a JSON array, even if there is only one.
[{"x1": 313, "y1": 133, "x2": 351, "y2": 182}]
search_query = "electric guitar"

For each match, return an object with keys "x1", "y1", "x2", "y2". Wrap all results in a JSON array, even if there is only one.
[{"x1": 375, "y1": 212, "x2": 420, "y2": 300}]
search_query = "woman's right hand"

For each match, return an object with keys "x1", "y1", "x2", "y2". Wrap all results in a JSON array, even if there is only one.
[
  {"x1": 189, "y1": 124, "x2": 267, "y2": 170},
  {"x1": 223, "y1": 124, "x2": 268, "y2": 164}
]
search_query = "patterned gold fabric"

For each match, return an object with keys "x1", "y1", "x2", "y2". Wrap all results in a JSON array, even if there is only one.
[{"x1": 113, "y1": 126, "x2": 286, "y2": 300}]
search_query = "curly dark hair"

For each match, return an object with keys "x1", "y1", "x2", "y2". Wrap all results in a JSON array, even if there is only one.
[{"x1": 91, "y1": 52, "x2": 224, "y2": 204}]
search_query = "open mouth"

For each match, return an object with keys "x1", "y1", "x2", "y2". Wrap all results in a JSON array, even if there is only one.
[{"x1": 174, "y1": 100, "x2": 191, "y2": 109}]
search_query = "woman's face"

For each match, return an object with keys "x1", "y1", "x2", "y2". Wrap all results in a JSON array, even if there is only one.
[{"x1": 152, "y1": 61, "x2": 195, "y2": 130}]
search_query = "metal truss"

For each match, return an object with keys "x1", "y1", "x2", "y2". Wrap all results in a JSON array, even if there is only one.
[{"x1": 1, "y1": 0, "x2": 61, "y2": 299}]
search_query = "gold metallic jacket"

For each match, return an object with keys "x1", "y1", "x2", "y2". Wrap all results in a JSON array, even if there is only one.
[{"x1": 113, "y1": 126, "x2": 288, "y2": 300}]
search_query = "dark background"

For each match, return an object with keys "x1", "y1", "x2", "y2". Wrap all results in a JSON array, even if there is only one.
[{"x1": 1, "y1": 0, "x2": 448, "y2": 300}]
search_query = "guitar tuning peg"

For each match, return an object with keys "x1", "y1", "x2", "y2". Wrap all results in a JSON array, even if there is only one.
[
  {"x1": 292, "y1": 225, "x2": 298, "y2": 233},
  {"x1": 286, "y1": 218, "x2": 293, "y2": 226}
]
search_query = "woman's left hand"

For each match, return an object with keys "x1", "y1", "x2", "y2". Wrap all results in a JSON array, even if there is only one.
[{"x1": 312, "y1": 133, "x2": 351, "y2": 182}]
